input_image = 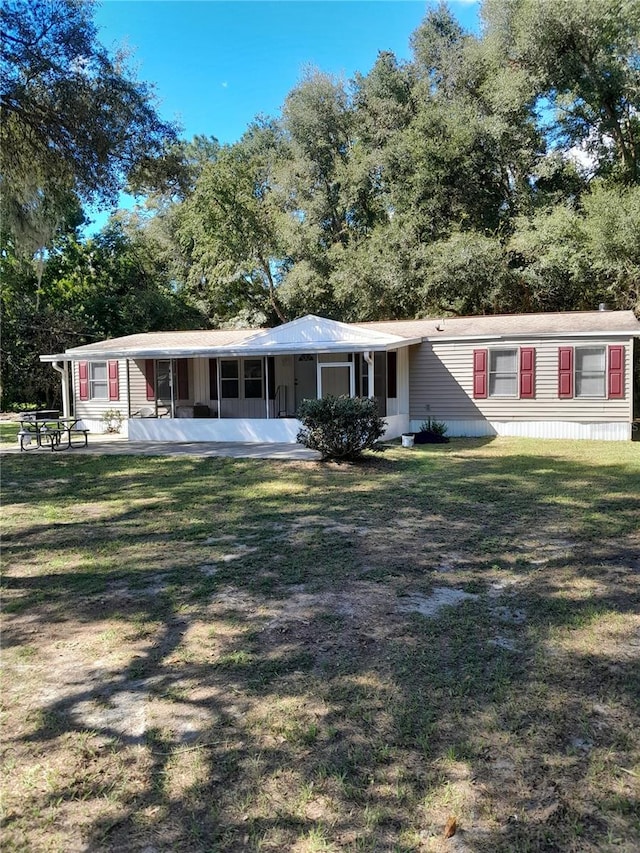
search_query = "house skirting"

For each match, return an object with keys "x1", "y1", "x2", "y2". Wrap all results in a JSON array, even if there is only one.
[
  {"x1": 409, "y1": 419, "x2": 632, "y2": 441},
  {"x1": 77, "y1": 418, "x2": 130, "y2": 437},
  {"x1": 126, "y1": 414, "x2": 409, "y2": 444},
  {"x1": 128, "y1": 417, "x2": 302, "y2": 443}
]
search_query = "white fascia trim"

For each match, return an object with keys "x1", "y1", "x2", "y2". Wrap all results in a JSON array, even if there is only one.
[
  {"x1": 49, "y1": 347, "x2": 228, "y2": 361},
  {"x1": 53, "y1": 339, "x2": 421, "y2": 361},
  {"x1": 428, "y1": 330, "x2": 639, "y2": 343},
  {"x1": 223, "y1": 339, "x2": 422, "y2": 356}
]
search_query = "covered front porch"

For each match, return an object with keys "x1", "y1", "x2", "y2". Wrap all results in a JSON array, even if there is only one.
[
  {"x1": 42, "y1": 315, "x2": 420, "y2": 443},
  {"x1": 128, "y1": 349, "x2": 410, "y2": 442}
]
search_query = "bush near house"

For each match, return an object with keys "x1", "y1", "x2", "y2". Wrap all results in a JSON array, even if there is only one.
[
  {"x1": 296, "y1": 395, "x2": 386, "y2": 461},
  {"x1": 414, "y1": 418, "x2": 450, "y2": 444}
]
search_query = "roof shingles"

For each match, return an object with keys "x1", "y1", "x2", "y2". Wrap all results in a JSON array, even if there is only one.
[
  {"x1": 50, "y1": 310, "x2": 639, "y2": 361},
  {"x1": 358, "y1": 310, "x2": 640, "y2": 339}
]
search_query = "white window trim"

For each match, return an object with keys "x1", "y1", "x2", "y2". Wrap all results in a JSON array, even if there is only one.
[
  {"x1": 89, "y1": 361, "x2": 109, "y2": 400},
  {"x1": 243, "y1": 357, "x2": 265, "y2": 400},
  {"x1": 488, "y1": 348, "x2": 518, "y2": 398},
  {"x1": 317, "y1": 360, "x2": 355, "y2": 399},
  {"x1": 575, "y1": 345, "x2": 606, "y2": 399},
  {"x1": 220, "y1": 358, "x2": 265, "y2": 400}
]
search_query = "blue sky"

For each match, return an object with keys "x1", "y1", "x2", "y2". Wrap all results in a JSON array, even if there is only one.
[{"x1": 90, "y1": 1, "x2": 481, "y2": 229}]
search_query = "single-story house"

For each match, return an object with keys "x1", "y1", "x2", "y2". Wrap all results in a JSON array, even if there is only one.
[{"x1": 40, "y1": 309, "x2": 640, "y2": 442}]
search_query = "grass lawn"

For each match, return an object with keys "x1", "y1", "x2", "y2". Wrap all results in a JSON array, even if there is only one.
[
  {"x1": 1, "y1": 419, "x2": 19, "y2": 445},
  {"x1": 2, "y1": 438, "x2": 639, "y2": 852}
]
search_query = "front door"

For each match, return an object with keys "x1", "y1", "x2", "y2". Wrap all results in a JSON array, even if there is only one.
[
  {"x1": 319, "y1": 364, "x2": 352, "y2": 398},
  {"x1": 295, "y1": 355, "x2": 317, "y2": 411}
]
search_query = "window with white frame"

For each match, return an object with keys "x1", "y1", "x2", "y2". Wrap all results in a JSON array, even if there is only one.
[
  {"x1": 575, "y1": 346, "x2": 605, "y2": 397},
  {"x1": 220, "y1": 359, "x2": 264, "y2": 399},
  {"x1": 89, "y1": 362, "x2": 109, "y2": 399},
  {"x1": 489, "y1": 349, "x2": 518, "y2": 396},
  {"x1": 220, "y1": 360, "x2": 239, "y2": 398},
  {"x1": 244, "y1": 359, "x2": 263, "y2": 398}
]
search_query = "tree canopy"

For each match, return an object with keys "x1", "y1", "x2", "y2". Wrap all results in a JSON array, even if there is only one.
[
  {"x1": 0, "y1": 0, "x2": 176, "y2": 255},
  {"x1": 168, "y1": 0, "x2": 639, "y2": 326}
]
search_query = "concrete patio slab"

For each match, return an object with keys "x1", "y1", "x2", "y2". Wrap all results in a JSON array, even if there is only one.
[{"x1": 1, "y1": 432, "x2": 321, "y2": 460}]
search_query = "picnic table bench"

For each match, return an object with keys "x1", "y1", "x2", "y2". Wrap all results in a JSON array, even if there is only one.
[{"x1": 17, "y1": 411, "x2": 90, "y2": 452}]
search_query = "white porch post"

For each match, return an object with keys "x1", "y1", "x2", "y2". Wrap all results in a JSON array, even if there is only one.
[
  {"x1": 216, "y1": 358, "x2": 222, "y2": 419},
  {"x1": 153, "y1": 360, "x2": 158, "y2": 417},
  {"x1": 169, "y1": 358, "x2": 175, "y2": 418},
  {"x1": 52, "y1": 361, "x2": 71, "y2": 417},
  {"x1": 265, "y1": 356, "x2": 270, "y2": 419},
  {"x1": 364, "y1": 351, "x2": 375, "y2": 399}
]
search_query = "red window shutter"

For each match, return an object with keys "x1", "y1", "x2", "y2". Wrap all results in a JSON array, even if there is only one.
[
  {"x1": 558, "y1": 347, "x2": 574, "y2": 398},
  {"x1": 78, "y1": 361, "x2": 89, "y2": 401},
  {"x1": 209, "y1": 359, "x2": 218, "y2": 400},
  {"x1": 519, "y1": 347, "x2": 535, "y2": 399},
  {"x1": 108, "y1": 360, "x2": 119, "y2": 401},
  {"x1": 145, "y1": 360, "x2": 155, "y2": 401},
  {"x1": 608, "y1": 345, "x2": 624, "y2": 399},
  {"x1": 473, "y1": 349, "x2": 488, "y2": 398},
  {"x1": 177, "y1": 359, "x2": 189, "y2": 400}
]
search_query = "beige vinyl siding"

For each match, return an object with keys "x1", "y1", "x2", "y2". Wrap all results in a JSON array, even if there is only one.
[
  {"x1": 73, "y1": 359, "x2": 129, "y2": 422},
  {"x1": 410, "y1": 337, "x2": 634, "y2": 423},
  {"x1": 129, "y1": 360, "x2": 150, "y2": 415},
  {"x1": 218, "y1": 399, "x2": 269, "y2": 418}
]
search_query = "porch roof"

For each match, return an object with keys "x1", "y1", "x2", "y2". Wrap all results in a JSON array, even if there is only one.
[
  {"x1": 40, "y1": 315, "x2": 423, "y2": 362},
  {"x1": 234, "y1": 315, "x2": 422, "y2": 354}
]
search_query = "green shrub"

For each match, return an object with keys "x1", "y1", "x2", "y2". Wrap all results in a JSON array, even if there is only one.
[
  {"x1": 296, "y1": 395, "x2": 386, "y2": 461},
  {"x1": 420, "y1": 417, "x2": 448, "y2": 437},
  {"x1": 102, "y1": 409, "x2": 124, "y2": 433},
  {"x1": 414, "y1": 418, "x2": 449, "y2": 444}
]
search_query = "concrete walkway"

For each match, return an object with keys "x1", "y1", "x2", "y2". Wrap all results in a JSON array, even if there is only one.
[{"x1": 2, "y1": 432, "x2": 321, "y2": 460}]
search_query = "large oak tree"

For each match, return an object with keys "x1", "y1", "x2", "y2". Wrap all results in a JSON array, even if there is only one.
[{"x1": 0, "y1": 0, "x2": 176, "y2": 255}]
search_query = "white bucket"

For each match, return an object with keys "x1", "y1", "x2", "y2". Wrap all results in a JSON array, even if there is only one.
[{"x1": 401, "y1": 433, "x2": 415, "y2": 448}]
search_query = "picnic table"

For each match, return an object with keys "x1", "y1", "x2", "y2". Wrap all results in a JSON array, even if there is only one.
[{"x1": 17, "y1": 412, "x2": 90, "y2": 452}]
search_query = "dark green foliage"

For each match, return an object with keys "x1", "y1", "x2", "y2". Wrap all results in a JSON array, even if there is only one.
[
  {"x1": 0, "y1": 222, "x2": 206, "y2": 407},
  {"x1": 414, "y1": 418, "x2": 450, "y2": 444},
  {"x1": 482, "y1": 0, "x2": 640, "y2": 184},
  {"x1": 296, "y1": 395, "x2": 386, "y2": 461},
  {"x1": 0, "y1": 0, "x2": 176, "y2": 254},
  {"x1": 178, "y1": 129, "x2": 288, "y2": 325},
  {"x1": 169, "y1": 1, "x2": 639, "y2": 324}
]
